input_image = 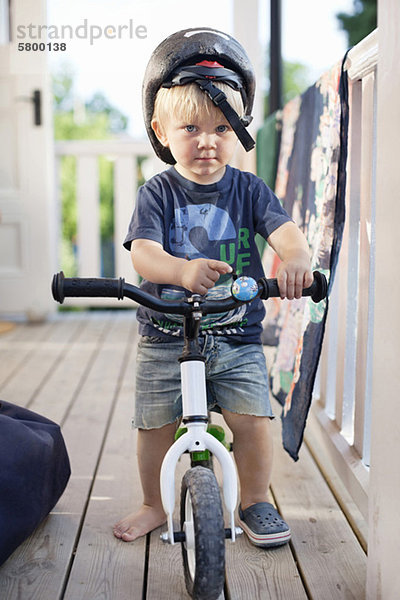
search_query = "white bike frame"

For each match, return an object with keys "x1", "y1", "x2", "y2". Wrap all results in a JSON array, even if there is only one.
[{"x1": 160, "y1": 358, "x2": 238, "y2": 544}]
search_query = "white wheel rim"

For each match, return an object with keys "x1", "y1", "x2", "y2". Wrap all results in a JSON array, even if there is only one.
[{"x1": 183, "y1": 491, "x2": 196, "y2": 580}]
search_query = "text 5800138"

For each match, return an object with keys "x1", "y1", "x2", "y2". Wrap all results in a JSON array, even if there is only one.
[{"x1": 18, "y1": 42, "x2": 67, "y2": 51}]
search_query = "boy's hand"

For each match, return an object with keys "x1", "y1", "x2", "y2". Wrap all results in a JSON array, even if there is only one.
[
  {"x1": 276, "y1": 257, "x2": 313, "y2": 300},
  {"x1": 180, "y1": 259, "x2": 232, "y2": 295},
  {"x1": 267, "y1": 222, "x2": 313, "y2": 300}
]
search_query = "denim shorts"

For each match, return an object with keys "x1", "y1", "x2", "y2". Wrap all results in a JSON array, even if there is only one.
[{"x1": 133, "y1": 335, "x2": 273, "y2": 429}]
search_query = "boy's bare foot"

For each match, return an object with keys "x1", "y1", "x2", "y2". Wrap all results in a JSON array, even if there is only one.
[{"x1": 113, "y1": 504, "x2": 167, "y2": 542}]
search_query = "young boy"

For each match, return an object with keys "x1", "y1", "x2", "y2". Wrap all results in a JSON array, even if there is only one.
[{"x1": 113, "y1": 28, "x2": 313, "y2": 548}]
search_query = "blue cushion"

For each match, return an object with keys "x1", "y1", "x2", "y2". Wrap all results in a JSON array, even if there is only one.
[{"x1": 0, "y1": 400, "x2": 71, "y2": 565}]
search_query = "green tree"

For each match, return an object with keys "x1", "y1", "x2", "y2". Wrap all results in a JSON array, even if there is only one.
[
  {"x1": 283, "y1": 61, "x2": 310, "y2": 104},
  {"x1": 264, "y1": 59, "x2": 311, "y2": 117},
  {"x1": 53, "y1": 64, "x2": 128, "y2": 276},
  {"x1": 336, "y1": 0, "x2": 377, "y2": 47},
  {"x1": 86, "y1": 92, "x2": 129, "y2": 134}
]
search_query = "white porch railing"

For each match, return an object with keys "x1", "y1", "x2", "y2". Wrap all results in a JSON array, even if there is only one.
[
  {"x1": 54, "y1": 139, "x2": 163, "y2": 306},
  {"x1": 306, "y1": 30, "x2": 378, "y2": 544}
]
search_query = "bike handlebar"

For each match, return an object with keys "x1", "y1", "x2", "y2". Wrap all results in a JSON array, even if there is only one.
[{"x1": 52, "y1": 270, "x2": 327, "y2": 316}]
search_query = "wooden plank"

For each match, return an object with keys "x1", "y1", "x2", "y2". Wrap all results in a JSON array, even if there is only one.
[
  {"x1": 0, "y1": 322, "x2": 16, "y2": 336},
  {"x1": 147, "y1": 526, "x2": 227, "y2": 600},
  {"x1": 0, "y1": 319, "x2": 84, "y2": 406},
  {"x1": 28, "y1": 315, "x2": 109, "y2": 424},
  {"x1": 211, "y1": 413, "x2": 307, "y2": 599},
  {"x1": 0, "y1": 321, "x2": 55, "y2": 388},
  {"x1": 306, "y1": 402, "x2": 369, "y2": 523},
  {"x1": 147, "y1": 527, "x2": 192, "y2": 600},
  {"x1": 367, "y1": 11, "x2": 400, "y2": 595},
  {"x1": 62, "y1": 317, "x2": 147, "y2": 600},
  {"x1": 353, "y1": 72, "x2": 376, "y2": 460},
  {"x1": 145, "y1": 453, "x2": 196, "y2": 600},
  {"x1": 305, "y1": 407, "x2": 368, "y2": 551},
  {"x1": 319, "y1": 273, "x2": 340, "y2": 418},
  {"x1": 270, "y1": 401, "x2": 366, "y2": 599},
  {"x1": 226, "y1": 536, "x2": 307, "y2": 600},
  {"x1": 0, "y1": 320, "x2": 50, "y2": 344},
  {"x1": 55, "y1": 139, "x2": 152, "y2": 156},
  {"x1": 332, "y1": 78, "x2": 362, "y2": 436},
  {"x1": 0, "y1": 513, "x2": 75, "y2": 600},
  {"x1": 0, "y1": 314, "x2": 134, "y2": 599},
  {"x1": 341, "y1": 79, "x2": 362, "y2": 441}
]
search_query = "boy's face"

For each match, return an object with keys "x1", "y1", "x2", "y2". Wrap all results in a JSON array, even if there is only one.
[{"x1": 153, "y1": 111, "x2": 238, "y2": 184}]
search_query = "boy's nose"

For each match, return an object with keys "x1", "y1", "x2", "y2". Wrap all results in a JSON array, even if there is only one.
[{"x1": 198, "y1": 132, "x2": 216, "y2": 148}]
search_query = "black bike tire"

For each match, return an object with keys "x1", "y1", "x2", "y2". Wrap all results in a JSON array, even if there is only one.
[
  {"x1": 180, "y1": 466, "x2": 225, "y2": 600},
  {"x1": 190, "y1": 453, "x2": 214, "y2": 470}
]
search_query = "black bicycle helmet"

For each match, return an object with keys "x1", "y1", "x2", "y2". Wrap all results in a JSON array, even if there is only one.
[{"x1": 143, "y1": 27, "x2": 256, "y2": 164}]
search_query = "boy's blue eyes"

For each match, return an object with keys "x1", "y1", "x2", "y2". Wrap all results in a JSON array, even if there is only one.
[{"x1": 184, "y1": 125, "x2": 228, "y2": 133}]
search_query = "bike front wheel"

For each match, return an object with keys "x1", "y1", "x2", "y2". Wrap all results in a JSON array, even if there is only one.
[{"x1": 180, "y1": 466, "x2": 225, "y2": 600}]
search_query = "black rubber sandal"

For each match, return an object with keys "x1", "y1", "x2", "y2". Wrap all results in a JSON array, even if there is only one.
[{"x1": 238, "y1": 502, "x2": 291, "y2": 548}]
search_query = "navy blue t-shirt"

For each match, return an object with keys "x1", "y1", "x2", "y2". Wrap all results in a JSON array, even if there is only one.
[{"x1": 124, "y1": 165, "x2": 291, "y2": 343}]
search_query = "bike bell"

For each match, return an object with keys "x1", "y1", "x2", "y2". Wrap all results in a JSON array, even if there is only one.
[
  {"x1": 142, "y1": 27, "x2": 256, "y2": 164},
  {"x1": 231, "y1": 276, "x2": 259, "y2": 302}
]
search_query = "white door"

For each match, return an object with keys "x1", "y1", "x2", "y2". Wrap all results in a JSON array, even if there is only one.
[{"x1": 0, "y1": 0, "x2": 55, "y2": 319}]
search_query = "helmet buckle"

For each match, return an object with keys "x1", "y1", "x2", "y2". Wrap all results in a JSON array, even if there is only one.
[
  {"x1": 210, "y1": 90, "x2": 227, "y2": 106},
  {"x1": 197, "y1": 80, "x2": 227, "y2": 106}
]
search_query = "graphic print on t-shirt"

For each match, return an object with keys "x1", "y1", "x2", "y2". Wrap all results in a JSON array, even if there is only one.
[
  {"x1": 169, "y1": 204, "x2": 236, "y2": 258},
  {"x1": 162, "y1": 202, "x2": 247, "y2": 333}
]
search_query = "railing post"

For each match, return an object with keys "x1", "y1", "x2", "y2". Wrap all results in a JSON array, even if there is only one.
[
  {"x1": 114, "y1": 155, "x2": 138, "y2": 282},
  {"x1": 341, "y1": 79, "x2": 362, "y2": 442},
  {"x1": 367, "y1": 3, "x2": 400, "y2": 596},
  {"x1": 76, "y1": 155, "x2": 100, "y2": 277},
  {"x1": 353, "y1": 72, "x2": 377, "y2": 462}
]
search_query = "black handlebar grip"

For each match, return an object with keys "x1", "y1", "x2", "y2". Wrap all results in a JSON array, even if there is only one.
[
  {"x1": 258, "y1": 277, "x2": 280, "y2": 299},
  {"x1": 259, "y1": 271, "x2": 328, "y2": 303},
  {"x1": 52, "y1": 272, "x2": 125, "y2": 304},
  {"x1": 304, "y1": 271, "x2": 328, "y2": 303}
]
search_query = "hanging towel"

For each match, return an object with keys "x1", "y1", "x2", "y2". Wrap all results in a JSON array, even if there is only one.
[{"x1": 261, "y1": 56, "x2": 349, "y2": 460}]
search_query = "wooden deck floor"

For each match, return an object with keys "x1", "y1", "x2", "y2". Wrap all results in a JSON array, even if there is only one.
[{"x1": 0, "y1": 312, "x2": 366, "y2": 599}]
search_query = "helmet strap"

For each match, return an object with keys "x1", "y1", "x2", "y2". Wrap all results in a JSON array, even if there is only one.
[{"x1": 196, "y1": 79, "x2": 255, "y2": 152}]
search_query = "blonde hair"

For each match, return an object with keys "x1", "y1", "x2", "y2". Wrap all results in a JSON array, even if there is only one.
[{"x1": 152, "y1": 82, "x2": 244, "y2": 128}]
